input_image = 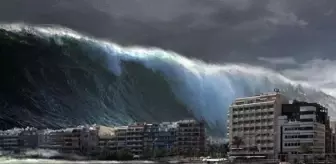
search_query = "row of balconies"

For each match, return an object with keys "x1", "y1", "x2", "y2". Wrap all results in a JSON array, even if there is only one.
[
  {"x1": 231, "y1": 123, "x2": 274, "y2": 128},
  {"x1": 232, "y1": 118, "x2": 274, "y2": 123},
  {"x1": 230, "y1": 133, "x2": 274, "y2": 138},
  {"x1": 232, "y1": 99, "x2": 274, "y2": 105},
  {"x1": 231, "y1": 126, "x2": 273, "y2": 131},
  {"x1": 232, "y1": 115, "x2": 275, "y2": 120},
  {"x1": 232, "y1": 109, "x2": 274, "y2": 115}
]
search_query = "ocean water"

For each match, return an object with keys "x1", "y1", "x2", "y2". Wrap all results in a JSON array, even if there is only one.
[{"x1": 0, "y1": 23, "x2": 335, "y2": 136}]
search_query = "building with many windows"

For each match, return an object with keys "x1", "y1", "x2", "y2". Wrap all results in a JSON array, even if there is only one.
[
  {"x1": 0, "y1": 128, "x2": 22, "y2": 152},
  {"x1": 95, "y1": 126, "x2": 127, "y2": 156},
  {"x1": 277, "y1": 101, "x2": 329, "y2": 162},
  {"x1": 177, "y1": 119, "x2": 206, "y2": 156},
  {"x1": 127, "y1": 123, "x2": 145, "y2": 156},
  {"x1": 62, "y1": 127, "x2": 83, "y2": 153},
  {"x1": 227, "y1": 91, "x2": 289, "y2": 159},
  {"x1": 143, "y1": 122, "x2": 178, "y2": 156},
  {"x1": 0, "y1": 119, "x2": 207, "y2": 158},
  {"x1": 277, "y1": 115, "x2": 325, "y2": 162},
  {"x1": 38, "y1": 129, "x2": 64, "y2": 151},
  {"x1": 19, "y1": 127, "x2": 38, "y2": 149}
]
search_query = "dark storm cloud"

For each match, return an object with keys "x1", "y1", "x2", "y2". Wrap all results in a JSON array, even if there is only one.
[{"x1": 0, "y1": 0, "x2": 336, "y2": 63}]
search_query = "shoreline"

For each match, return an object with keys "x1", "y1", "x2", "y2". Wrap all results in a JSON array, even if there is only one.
[{"x1": 0, "y1": 155, "x2": 204, "y2": 164}]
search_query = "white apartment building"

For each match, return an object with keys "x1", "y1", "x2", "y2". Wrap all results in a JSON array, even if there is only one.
[
  {"x1": 228, "y1": 91, "x2": 288, "y2": 159},
  {"x1": 277, "y1": 108, "x2": 326, "y2": 162}
]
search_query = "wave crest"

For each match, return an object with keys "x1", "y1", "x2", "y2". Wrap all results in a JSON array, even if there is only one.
[{"x1": 1, "y1": 23, "x2": 335, "y2": 135}]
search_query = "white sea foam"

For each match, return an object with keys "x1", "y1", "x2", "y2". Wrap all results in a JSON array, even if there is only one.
[{"x1": 1, "y1": 23, "x2": 335, "y2": 132}]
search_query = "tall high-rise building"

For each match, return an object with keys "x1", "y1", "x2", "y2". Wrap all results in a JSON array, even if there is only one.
[{"x1": 227, "y1": 91, "x2": 288, "y2": 159}]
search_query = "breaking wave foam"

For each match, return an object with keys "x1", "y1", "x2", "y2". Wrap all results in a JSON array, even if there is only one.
[{"x1": 1, "y1": 23, "x2": 335, "y2": 135}]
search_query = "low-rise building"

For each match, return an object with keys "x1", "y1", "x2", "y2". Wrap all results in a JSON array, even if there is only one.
[
  {"x1": 0, "y1": 119, "x2": 207, "y2": 158},
  {"x1": 278, "y1": 101, "x2": 329, "y2": 162},
  {"x1": 62, "y1": 127, "x2": 82, "y2": 153},
  {"x1": 144, "y1": 123, "x2": 159, "y2": 154},
  {"x1": 0, "y1": 128, "x2": 22, "y2": 152},
  {"x1": 144, "y1": 122, "x2": 178, "y2": 156},
  {"x1": 79, "y1": 126, "x2": 98, "y2": 155},
  {"x1": 19, "y1": 127, "x2": 38, "y2": 149},
  {"x1": 38, "y1": 129, "x2": 65, "y2": 151},
  {"x1": 127, "y1": 123, "x2": 145, "y2": 156},
  {"x1": 177, "y1": 119, "x2": 206, "y2": 156},
  {"x1": 278, "y1": 115, "x2": 325, "y2": 162},
  {"x1": 156, "y1": 122, "x2": 177, "y2": 154},
  {"x1": 96, "y1": 126, "x2": 120, "y2": 155}
]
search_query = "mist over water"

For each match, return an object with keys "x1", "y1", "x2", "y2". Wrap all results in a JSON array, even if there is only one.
[{"x1": 0, "y1": 23, "x2": 336, "y2": 136}]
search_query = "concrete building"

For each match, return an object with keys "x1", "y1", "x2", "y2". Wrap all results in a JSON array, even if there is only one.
[
  {"x1": 144, "y1": 122, "x2": 178, "y2": 156},
  {"x1": 278, "y1": 116, "x2": 325, "y2": 162},
  {"x1": 127, "y1": 123, "x2": 145, "y2": 156},
  {"x1": 156, "y1": 122, "x2": 177, "y2": 153},
  {"x1": 0, "y1": 128, "x2": 22, "y2": 151},
  {"x1": 62, "y1": 127, "x2": 82, "y2": 153},
  {"x1": 38, "y1": 129, "x2": 64, "y2": 151},
  {"x1": 38, "y1": 126, "x2": 96, "y2": 154},
  {"x1": 79, "y1": 126, "x2": 98, "y2": 155},
  {"x1": 177, "y1": 119, "x2": 206, "y2": 156},
  {"x1": 228, "y1": 91, "x2": 289, "y2": 159},
  {"x1": 96, "y1": 126, "x2": 127, "y2": 155},
  {"x1": 143, "y1": 123, "x2": 159, "y2": 154},
  {"x1": 281, "y1": 101, "x2": 330, "y2": 155},
  {"x1": 19, "y1": 127, "x2": 38, "y2": 149}
]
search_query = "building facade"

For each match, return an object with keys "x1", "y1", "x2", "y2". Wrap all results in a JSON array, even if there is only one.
[
  {"x1": 144, "y1": 122, "x2": 178, "y2": 156},
  {"x1": 281, "y1": 101, "x2": 330, "y2": 155},
  {"x1": 0, "y1": 119, "x2": 206, "y2": 158},
  {"x1": 126, "y1": 123, "x2": 145, "y2": 156},
  {"x1": 278, "y1": 115, "x2": 325, "y2": 162},
  {"x1": 80, "y1": 126, "x2": 98, "y2": 155},
  {"x1": 62, "y1": 128, "x2": 82, "y2": 153},
  {"x1": 19, "y1": 127, "x2": 38, "y2": 149},
  {"x1": 0, "y1": 129, "x2": 21, "y2": 152},
  {"x1": 228, "y1": 91, "x2": 289, "y2": 159},
  {"x1": 177, "y1": 119, "x2": 206, "y2": 156},
  {"x1": 96, "y1": 126, "x2": 126, "y2": 155},
  {"x1": 38, "y1": 129, "x2": 64, "y2": 151}
]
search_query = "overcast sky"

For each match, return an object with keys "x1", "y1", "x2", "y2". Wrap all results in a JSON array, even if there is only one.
[
  {"x1": 1, "y1": 0, "x2": 335, "y2": 63},
  {"x1": 1, "y1": 0, "x2": 336, "y2": 94}
]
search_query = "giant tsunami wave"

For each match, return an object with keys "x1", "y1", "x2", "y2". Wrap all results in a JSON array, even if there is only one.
[{"x1": 0, "y1": 23, "x2": 335, "y2": 136}]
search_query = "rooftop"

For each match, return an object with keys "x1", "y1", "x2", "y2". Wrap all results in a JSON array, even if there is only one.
[{"x1": 234, "y1": 91, "x2": 283, "y2": 101}]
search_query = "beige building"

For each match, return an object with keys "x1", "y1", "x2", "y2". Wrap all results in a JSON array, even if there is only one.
[{"x1": 228, "y1": 91, "x2": 288, "y2": 159}]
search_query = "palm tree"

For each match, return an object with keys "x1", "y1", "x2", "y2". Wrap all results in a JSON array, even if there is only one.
[{"x1": 232, "y1": 136, "x2": 244, "y2": 149}]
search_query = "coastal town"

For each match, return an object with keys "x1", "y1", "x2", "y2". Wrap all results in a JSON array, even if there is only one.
[
  {"x1": 0, "y1": 119, "x2": 209, "y2": 161},
  {"x1": 1, "y1": 89, "x2": 336, "y2": 164}
]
